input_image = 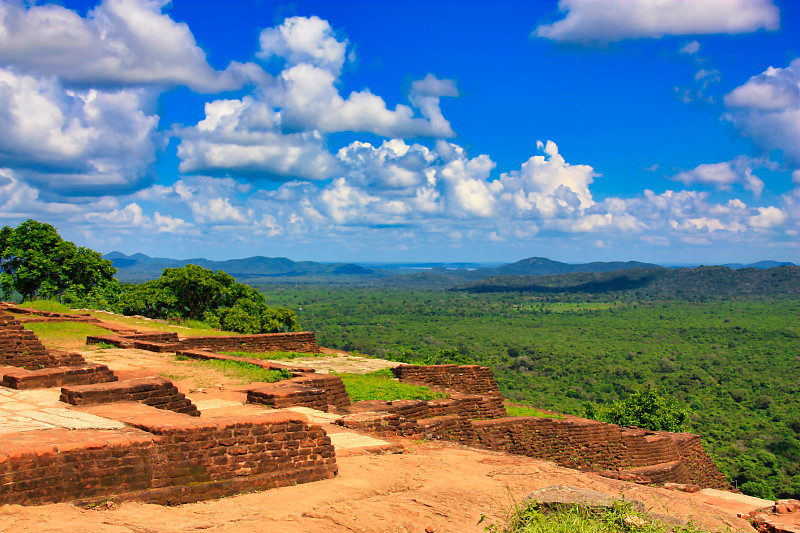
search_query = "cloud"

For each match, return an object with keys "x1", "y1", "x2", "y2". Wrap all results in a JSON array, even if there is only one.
[
  {"x1": 277, "y1": 65, "x2": 456, "y2": 137},
  {"x1": 0, "y1": 0, "x2": 261, "y2": 92},
  {"x1": 84, "y1": 202, "x2": 190, "y2": 233},
  {"x1": 724, "y1": 59, "x2": 800, "y2": 166},
  {"x1": 672, "y1": 159, "x2": 764, "y2": 195},
  {"x1": 679, "y1": 40, "x2": 701, "y2": 54},
  {"x1": 257, "y1": 15, "x2": 348, "y2": 74},
  {"x1": 176, "y1": 96, "x2": 341, "y2": 180},
  {"x1": 749, "y1": 206, "x2": 786, "y2": 228},
  {"x1": 175, "y1": 17, "x2": 458, "y2": 180},
  {"x1": 534, "y1": 0, "x2": 779, "y2": 43},
  {"x1": 0, "y1": 68, "x2": 159, "y2": 195},
  {"x1": 499, "y1": 140, "x2": 598, "y2": 213},
  {"x1": 0, "y1": 169, "x2": 81, "y2": 218}
]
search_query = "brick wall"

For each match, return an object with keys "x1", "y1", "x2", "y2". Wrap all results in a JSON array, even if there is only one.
[
  {"x1": 336, "y1": 404, "x2": 730, "y2": 490},
  {"x1": 0, "y1": 405, "x2": 337, "y2": 506},
  {"x1": 0, "y1": 313, "x2": 85, "y2": 369},
  {"x1": 88, "y1": 331, "x2": 321, "y2": 354},
  {"x1": 392, "y1": 364, "x2": 501, "y2": 396},
  {"x1": 247, "y1": 373, "x2": 350, "y2": 412},
  {"x1": 1, "y1": 364, "x2": 117, "y2": 389},
  {"x1": 172, "y1": 332, "x2": 320, "y2": 353}
]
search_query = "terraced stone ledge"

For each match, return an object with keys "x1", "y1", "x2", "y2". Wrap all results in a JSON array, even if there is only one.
[
  {"x1": 0, "y1": 402, "x2": 338, "y2": 506},
  {"x1": 60, "y1": 377, "x2": 200, "y2": 416}
]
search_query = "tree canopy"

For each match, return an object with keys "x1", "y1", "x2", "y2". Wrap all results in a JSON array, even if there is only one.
[
  {"x1": 584, "y1": 386, "x2": 689, "y2": 432},
  {"x1": 0, "y1": 220, "x2": 117, "y2": 302},
  {"x1": 117, "y1": 264, "x2": 299, "y2": 334}
]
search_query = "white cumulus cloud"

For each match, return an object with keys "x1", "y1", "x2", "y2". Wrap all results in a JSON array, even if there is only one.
[
  {"x1": 258, "y1": 15, "x2": 348, "y2": 74},
  {"x1": 724, "y1": 59, "x2": 800, "y2": 167},
  {"x1": 672, "y1": 159, "x2": 765, "y2": 196},
  {"x1": 535, "y1": 0, "x2": 779, "y2": 43},
  {"x1": 0, "y1": 0, "x2": 261, "y2": 92},
  {"x1": 749, "y1": 206, "x2": 786, "y2": 228},
  {"x1": 0, "y1": 68, "x2": 159, "y2": 195},
  {"x1": 176, "y1": 96, "x2": 341, "y2": 180}
]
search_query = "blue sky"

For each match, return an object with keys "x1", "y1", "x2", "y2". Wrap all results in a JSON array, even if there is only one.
[{"x1": 0, "y1": 0, "x2": 798, "y2": 264}]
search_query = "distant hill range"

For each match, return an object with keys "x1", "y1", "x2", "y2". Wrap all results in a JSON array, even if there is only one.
[
  {"x1": 104, "y1": 252, "x2": 374, "y2": 283},
  {"x1": 721, "y1": 260, "x2": 796, "y2": 269},
  {"x1": 457, "y1": 265, "x2": 800, "y2": 298},
  {"x1": 105, "y1": 252, "x2": 797, "y2": 293}
]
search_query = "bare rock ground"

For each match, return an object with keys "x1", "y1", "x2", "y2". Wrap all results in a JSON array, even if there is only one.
[{"x1": 0, "y1": 440, "x2": 763, "y2": 533}]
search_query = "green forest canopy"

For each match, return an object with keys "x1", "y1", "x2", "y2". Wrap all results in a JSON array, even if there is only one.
[{"x1": 0, "y1": 219, "x2": 117, "y2": 303}]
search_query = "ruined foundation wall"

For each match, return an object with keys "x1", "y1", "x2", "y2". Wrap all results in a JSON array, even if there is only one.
[
  {"x1": 0, "y1": 313, "x2": 85, "y2": 369},
  {"x1": 392, "y1": 364, "x2": 501, "y2": 396},
  {"x1": 0, "y1": 407, "x2": 337, "y2": 506}
]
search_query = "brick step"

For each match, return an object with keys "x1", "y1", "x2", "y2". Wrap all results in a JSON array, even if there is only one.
[
  {"x1": 248, "y1": 383, "x2": 329, "y2": 412},
  {"x1": 0, "y1": 364, "x2": 117, "y2": 389},
  {"x1": 60, "y1": 377, "x2": 200, "y2": 416}
]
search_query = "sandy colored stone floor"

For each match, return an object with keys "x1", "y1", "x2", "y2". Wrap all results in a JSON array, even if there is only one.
[{"x1": 0, "y1": 441, "x2": 762, "y2": 533}]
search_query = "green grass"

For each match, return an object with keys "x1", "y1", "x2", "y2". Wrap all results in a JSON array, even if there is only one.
[
  {"x1": 504, "y1": 403, "x2": 563, "y2": 419},
  {"x1": 175, "y1": 358, "x2": 293, "y2": 385},
  {"x1": 16, "y1": 299, "x2": 74, "y2": 313},
  {"x1": 334, "y1": 368, "x2": 448, "y2": 402},
  {"x1": 24, "y1": 322, "x2": 117, "y2": 347},
  {"x1": 84, "y1": 312, "x2": 237, "y2": 337},
  {"x1": 484, "y1": 500, "x2": 724, "y2": 533},
  {"x1": 221, "y1": 350, "x2": 329, "y2": 360},
  {"x1": 17, "y1": 299, "x2": 235, "y2": 338}
]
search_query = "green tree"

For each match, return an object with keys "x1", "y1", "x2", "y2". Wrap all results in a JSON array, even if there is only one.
[
  {"x1": 116, "y1": 264, "x2": 298, "y2": 333},
  {"x1": 584, "y1": 386, "x2": 689, "y2": 432},
  {"x1": 0, "y1": 220, "x2": 117, "y2": 303}
]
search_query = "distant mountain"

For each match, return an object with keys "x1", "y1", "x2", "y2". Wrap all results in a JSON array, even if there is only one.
[
  {"x1": 721, "y1": 260, "x2": 797, "y2": 269},
  {"x1": 373, "y1": 257, "x2": 663, "y2": 288},
  {"x1": 105, "y1": 252, "x2": 374, "y2": 283},
  {"x1": 458, "y1": 265, "x2": 800, "y2": 298},
  {"x1": 485, "y1": 257, "x2": 660, "y2": 277}
]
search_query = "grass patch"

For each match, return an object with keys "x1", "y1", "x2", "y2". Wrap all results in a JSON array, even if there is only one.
[
  {"x1": 175, "y1": 357, "x2": 293, "y2": 385},
  {"x1": 17, "y1": 299, "x2": 75, "y2": 313},
  {"x1": 505, "y1": 403, "x2": 563, "y2": 419},
  {"x1": 483, "y1": 499, "x2": 722, "y2": 533},
  {"x1": 86, "y1": 312, "x2": 237, "y2": 337},
  {"x1": 221, "y1": 350, "x2": 328, "y2": 360},
  {"x1": 17, "y1": 299, "x2": 234, "y2": 338},
  {"x1": 335, "y1": 368, "x2": 448, "y2": 402},
  {"x1": 24, "y1": 322, "x2": 117, "y2": 348}
]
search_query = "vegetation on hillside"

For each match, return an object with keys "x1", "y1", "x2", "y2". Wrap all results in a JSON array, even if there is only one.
[{"x1": 260, "y1": 285, "x2": 800, "y2": 500}]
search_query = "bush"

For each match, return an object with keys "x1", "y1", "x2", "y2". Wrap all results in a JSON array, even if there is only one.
[
  {"x1": 584, "y1": 386, "x2": 689, "y2": 432},
  {"x1": 116, "y1": 264, "x2": 298, "y2": 334}
]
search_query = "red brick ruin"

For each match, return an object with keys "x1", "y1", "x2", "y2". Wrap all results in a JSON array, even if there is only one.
[{"x1": 0, "y1": 304, "x2": 730, "y2": 507}]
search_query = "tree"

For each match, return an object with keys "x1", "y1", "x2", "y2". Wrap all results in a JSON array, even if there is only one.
[
  {"x1": 0, "y1": 220, "x2": 117, "y2": 302},
  {"x1": 116, "y1": 264, "x2": 299, "y2": 333},
  {"x1": 584, "y1": 386, "x2": 690, "y2": 432}
]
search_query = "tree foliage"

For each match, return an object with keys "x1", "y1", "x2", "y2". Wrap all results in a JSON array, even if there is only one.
[
  {"x1": 117, "y1": 264, "x2": 299, "y2": 334},
  {"x1": 584, "y1": 386, "x2": 689, "y2": 432},
  {"x1": 0, "y1": 220, "x2": 117, "y2": 303}
]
